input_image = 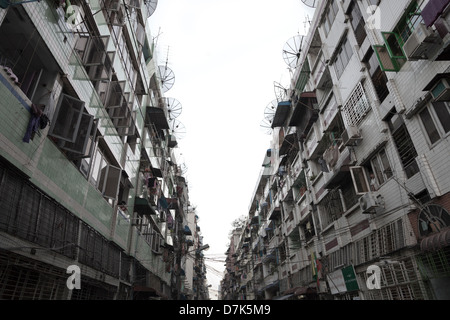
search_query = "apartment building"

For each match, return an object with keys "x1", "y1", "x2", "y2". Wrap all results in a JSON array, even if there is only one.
[
  {"x1": 0, "y1": 0, "x2": 206, "y2": 300},
  {"x1": 221, "y1": 0, "x2": 450, "y2": 300}
]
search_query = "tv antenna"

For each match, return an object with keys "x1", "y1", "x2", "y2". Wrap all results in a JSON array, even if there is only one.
[
  {"x1": 301, "y1": 0, "x2": 318, "y2": 8},
  {"x1": 282, "y1": 34, "x2": 305, "y2": 70},
  {"x1": 169, "y1": 119, "x2": 186, "y2": 140},
  {"x1": 162, "y1": 97, "x2": 183, "y2": 120},
  {"x1": 303, "y1": 15, "x2": 312, "y2": 34}
]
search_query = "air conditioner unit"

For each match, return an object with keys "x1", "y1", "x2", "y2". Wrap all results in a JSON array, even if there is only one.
[
  {"x1": 359, "y1": 192, "x2": 379, "y2": 214},
  {"x1": 341, "y1": 125, "x2": 362, "y2": 146},
  {"x1": 430, "y1": 78, "x2": 450, "y2": 101},
  {"x1": 402, "y1": 23, "x2": 442, "y2": 60}
]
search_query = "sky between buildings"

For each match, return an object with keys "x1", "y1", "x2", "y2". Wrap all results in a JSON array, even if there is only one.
[{"x1": 147, "y1": 0, "x2": 316, "y2": 298}]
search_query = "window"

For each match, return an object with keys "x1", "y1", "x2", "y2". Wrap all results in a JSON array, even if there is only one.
[
  {"x1": 419, "y1": 108, "x2": 441, "y2": 144},
  {"x1": 349, "y1": 1, "x2": 367, "y2": 47},
  {"x1": 373, "y1": 1, "x2": 422, "y2": 72},
  {"x1": 49, "y1": 93, "x2": 85, "y2": 143},
  {"x1": 89, "y1": 147, "x2": 122, "y2": 200},
  {"x1": 386, "y1": 112, "x2": 419, "y2": 178},
  {"x1": 322, "y1": 0, "x2": 339, "y2": 36},
  {"x1": 342, "y1": 82, "x2": 371, "y2": 126},
  {"x1": 151, "y1": 227, "x2": 162, "y2": 254},
  {"x1": 369, "y1": 149, "x2": 393, "y2": 189},
  {"x1": 49, "y1": 93, "x2": 99, "y2": 160},
  {"x1": 350, "y1": 166, "x2": 371, "y2": 194},
  {"x1": 419, "y1": 101, "x2": 450, "y2": 144},
  {"x1": 333, "y1": 37, "x2": 353, "y2": 79},
  {"x1": 365, "y1": 48, "x2": 389, "y2": 103}
]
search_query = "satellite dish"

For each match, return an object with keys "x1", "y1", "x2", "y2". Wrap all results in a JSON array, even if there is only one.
[
  {"x1": 260, "y1": 118, "x2": 273, "y2": 135},
  {"x1": 282, "y1": 35, "x2": 305, "y2": 69},
  {"x1": 144, "y1": 0, "x2": 158, "y2": 17},
  {"x1": 264, "y1": 100, "x2": 278, "y2": 122},
  {"x1": 163, "y1": 97, "x2": 182, "y2": 120},
  {"x1": 274, "y1": 81, "x2": 288, "y2": 102},
  {"x1": 157, "y1": 65, "x2": 175, "y2": 92},
  {"x1": 301, "y1": 0, "x2": 318, "y2": 8},
  {"x1": 169, "y1": 119, "x2": 186, "y2": 139},
  {"x1": 179, "y1": 163, "x2": 188, "y2": 175}
]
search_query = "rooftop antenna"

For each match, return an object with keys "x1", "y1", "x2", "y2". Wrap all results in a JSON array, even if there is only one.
[
  {"x1": 152, "y1": 27, "x2": 162, "y2": 53},
  {"x1": 303, "y1": 14, "x2": 312, "y2": 34}
]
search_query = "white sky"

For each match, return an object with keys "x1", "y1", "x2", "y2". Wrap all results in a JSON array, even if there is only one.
[{"x1": 147, "y1": 0, "x2": 316, "y2": 299}]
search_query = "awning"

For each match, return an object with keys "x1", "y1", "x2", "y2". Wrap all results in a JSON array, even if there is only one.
[
  {"x1": 271, "y1": 101, "x2": 291, "y2": 128},
  {"x1": 423, "y1": 73, "x2": 450, "y2": 91},
  {"x1": 146, "y1": 106, "x2": 169, "y2": 129},
  {"x1": 421, "y1": 0, "x2": 450, "y2": 27},
  {"x1": 295, "y1": 286, "x2": 316, "y2": 296},
  {"x1": 420, "y1": 228, "x2": 450, "y2": 251}
]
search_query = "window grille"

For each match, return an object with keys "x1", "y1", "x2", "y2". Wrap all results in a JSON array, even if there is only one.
[
  {"x1": 355, "y1": 219, "x2": 405, "y2": 265},
  {"x1": 342, "y1": 82, "x2": 371, "y2": 127}
]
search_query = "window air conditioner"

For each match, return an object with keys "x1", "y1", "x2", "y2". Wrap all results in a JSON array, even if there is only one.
[
  {"x1": 402, "y1": 23, "x2": 441, "y2": 60},
  {"x1": 430, "y1": 78, "x2": 450, "y2": 102},
  {"x1": 359, "y1": 192, "x2": 379, "y2": 214},
  {"x1": 341, "y1": 125, "x2": 362, "y2": 146}
]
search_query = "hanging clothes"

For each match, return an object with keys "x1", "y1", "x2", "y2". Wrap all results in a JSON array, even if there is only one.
[
  {"x1": 318, "y1": 157, "x2": 329, "y2": 172},
  {"x1": 23, "y1": 104, "x2": 44, "y2": 143}
]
